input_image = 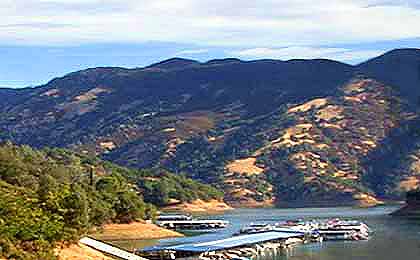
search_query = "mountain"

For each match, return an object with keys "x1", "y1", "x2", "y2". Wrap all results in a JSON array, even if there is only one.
[
  {"x1": 358, "y1": 48, "x2": 420, "y2": 102},
  {"x1": 147, "y1": 57, "x2": 201, "y2": 70},
  {"x1": 0, "y1": 87, "x2": 33, "y2": 109},
  {"x1": 1, "y1": 48, "x2": 420, "y2": 207}
]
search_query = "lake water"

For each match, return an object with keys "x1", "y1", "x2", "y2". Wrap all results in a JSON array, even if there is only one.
[{"x1": 113, "y1": 206, "x2": 420, "y2": 260}]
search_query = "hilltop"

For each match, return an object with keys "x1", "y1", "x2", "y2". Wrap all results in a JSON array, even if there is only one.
[{"x1": 1, "y1": 48, "x2": 420, "y2": 207}]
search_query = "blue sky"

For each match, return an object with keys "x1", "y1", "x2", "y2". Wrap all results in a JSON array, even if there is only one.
[{"x1": 1, "y1": 0, "x2": 420, "y2": 88}]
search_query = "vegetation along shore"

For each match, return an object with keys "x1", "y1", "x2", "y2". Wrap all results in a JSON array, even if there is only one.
[{"x1": 0, "y1": 143, "x2": 222, "y2": 259}]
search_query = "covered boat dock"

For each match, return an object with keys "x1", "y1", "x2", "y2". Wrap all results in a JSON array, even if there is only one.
[{"x1": 139, "y1": 231, "x2": 305, "y2": 259}]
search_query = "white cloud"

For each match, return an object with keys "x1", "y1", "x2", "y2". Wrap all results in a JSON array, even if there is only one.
[
  {"x1": 37, "y1": 0, "x2": 98, "y2": 3},
  {"x1": 175, "y1": 49, "x2": 209, "y2": 56},
  {"x1": 328, "y1": 50, "x2": 387, "y2": 63},
  {"x1": 233, "y1": 47, "x2": 348, "y2": 60},
  {"x1": 231, "y1": 46, "x2": 385, "y2": 64},
  {"x1": 0, "y1": 0, "x2": 419, "y2": 46}
]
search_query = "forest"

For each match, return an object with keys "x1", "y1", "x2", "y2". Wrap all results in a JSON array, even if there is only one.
[{"x1": 0, "y1": 142, "x2": 221, "y2": 259}]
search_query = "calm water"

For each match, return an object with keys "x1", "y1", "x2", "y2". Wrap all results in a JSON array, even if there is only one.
[{"x1": 113, "y1": 206, "x2": 420, "y2": 260}]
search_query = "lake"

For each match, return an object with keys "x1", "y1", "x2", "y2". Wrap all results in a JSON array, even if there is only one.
[{"x1": 113, "y1": 206, "x2": 420, "y2": 260}]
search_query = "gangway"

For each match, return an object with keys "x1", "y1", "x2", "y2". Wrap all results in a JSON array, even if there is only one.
[{"x1": 79, "y1": 237, "x2": 148, "y2": 260}]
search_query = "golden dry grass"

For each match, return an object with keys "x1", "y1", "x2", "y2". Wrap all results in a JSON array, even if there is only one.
[
  {"x1": 226, "y1": 158, "x2": 264, "y2": 175},
  {"x1": 163, "y1": 199, "x2": 232, "y2": 212},
  {"x1": 74, "y1": 87, "x2": 110, "y2": 102},
  {"x1": 315, "y1": 105, "x2": 343, "y2": 121},
  {"x1": 287, "y1": 98, "x2": 328, "y2": 113},
  {"x1": 353, "y1": 193, "x2": 383, "y2": 207},
  {"x1": 343, "y1": 79, "x2": 373, "y2": 94},
  {"x1": 92, "y1": 222, "x2": 183, "y2": 241},
  {"x1": 99, "y1": 141, "x2": 116, "y2": 150},
  {"x1": 40, "y1": 88, "x2": 60, "y2": 97},
  {"x1": 288, "y1": 98, "x2": 328, "y2": 113},
  {"x1": 57, "y1": 243, "x2": 114, "y2": 260},
  {"x1": 399, "y1": 176, "x2": 420, "y2": 191},
  {"x1": 344, "y1": 96, "x2": 362, "y2": 103}
]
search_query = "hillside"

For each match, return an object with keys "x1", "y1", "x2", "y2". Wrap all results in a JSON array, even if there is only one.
[
  {"x1": 391, "y1": 190, "x2": 420, "y2": 218},
  {"x1": 358, "y1": 48, "x2": 420, "y2": 102},
  {"x1": 258, "y1": 78, "x2": 415, "y2": 206},
  {"x1": 1, "y1": 48, "x2": 420, "y2": 207},
  {"x1": 0, "y1": 143, "x2": 222, "y2": 259}
]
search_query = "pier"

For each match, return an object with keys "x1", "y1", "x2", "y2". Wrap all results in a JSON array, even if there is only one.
[
  {"x1": 79, "y1": 237, "x2": 148, "y2": 260},
  {"x1": 138, "y1": 231, "x2": 305, "y2": 260}
]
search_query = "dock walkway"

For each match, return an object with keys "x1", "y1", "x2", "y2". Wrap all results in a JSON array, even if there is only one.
[{"x1": 79, "y1": 237, "x2": 148, "y2": 260}]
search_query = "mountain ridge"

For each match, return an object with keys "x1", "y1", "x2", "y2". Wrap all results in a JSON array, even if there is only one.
[
  {"x1": 2, "y1": 48, "x2": 420, "y2": 207},
  {"x1": 4, "y1": 48, "x2": 419, "y2": 92}
]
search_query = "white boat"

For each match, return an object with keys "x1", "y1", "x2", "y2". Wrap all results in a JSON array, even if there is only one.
[
  {"x1": 238, "y1": 218, "x2": 370, "y2": 241},
  {"x1": 156, "y1": 214, "x2": 192, "y2": 221},
  {"x1": 239, "y1": 223, "x2": 274, "y2": 234},
  {"x1": 316, "y1": 219, "x2": 370, "y2": 240}
]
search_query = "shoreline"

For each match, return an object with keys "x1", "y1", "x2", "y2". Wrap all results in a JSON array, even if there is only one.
[
  {"x1": 91, "y1": 222, "x2": 184, "y2": 241},
  {"x1": 57, "y1": 205, "x2": 400, "y2": 259},
  {"x1": 161, "y1": 200, "x2": 404, "y2": 214},
  {"x1": 57, "y1": 222, "x2": 182, "y2": 259}
]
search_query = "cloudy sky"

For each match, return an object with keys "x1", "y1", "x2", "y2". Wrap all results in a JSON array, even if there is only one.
[{"x1": 1, "y1": 0, "x2": 420, "y2": 87}]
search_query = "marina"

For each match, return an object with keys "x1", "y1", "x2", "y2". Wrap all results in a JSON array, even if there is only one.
[
  {"x1": 138, "y1": 214, "x2": 371, "y2": 260},
  {"x1": 103, "y1": 206, "x2": 420, "y2": 260}
]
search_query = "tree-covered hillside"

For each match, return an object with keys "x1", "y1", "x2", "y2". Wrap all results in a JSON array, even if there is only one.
[{"x1": 0, "y1": 142, "x2": 221, "y2": 259}]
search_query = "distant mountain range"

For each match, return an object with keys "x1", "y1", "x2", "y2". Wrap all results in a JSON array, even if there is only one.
[{"x1": 2, "y1": 48, "x2": 420, "y2": 207}]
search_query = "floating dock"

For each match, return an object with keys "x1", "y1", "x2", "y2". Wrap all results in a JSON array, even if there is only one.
[
  {"x1": 156, "y1": 219, "x2": 229, "y2": 230},
  {"x1": 79, "y1": 237, "x2": 148, "y2": 260},
  {"x1": 138, "y1": 231, "x2": 305, "y2": 259}
]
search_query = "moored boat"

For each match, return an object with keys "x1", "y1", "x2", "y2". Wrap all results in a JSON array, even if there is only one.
[{"x1": 238, "y1": 218, "x2": 370, "y2": 241}]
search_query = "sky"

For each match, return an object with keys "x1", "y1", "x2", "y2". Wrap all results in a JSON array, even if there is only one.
[{"x1": 1, "y1": 0, "x2": 420, "y2": 88}]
